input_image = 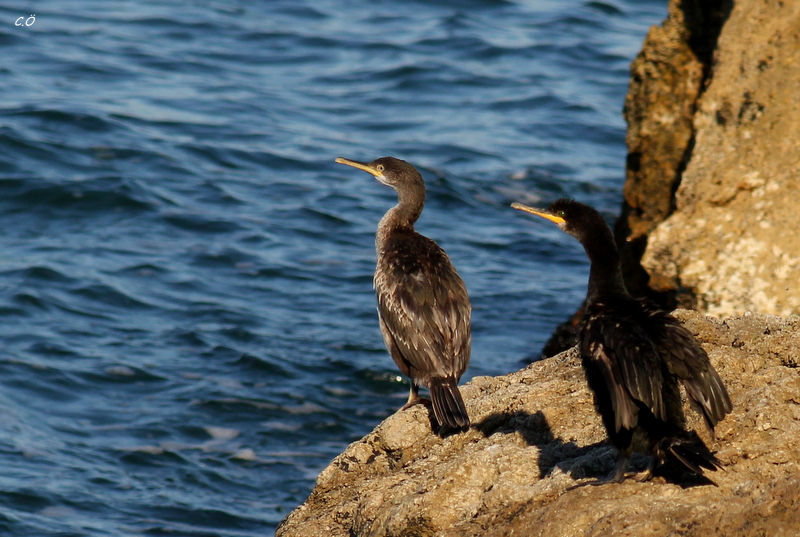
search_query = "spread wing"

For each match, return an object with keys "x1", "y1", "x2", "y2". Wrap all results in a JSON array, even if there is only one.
[
  {"x1": 581, "y1": 301, "x2": 666, "y2": 432},
  {"x1": 641, "y1": 303, "x2": 733, "y2": 435},
  {"x1": 374, "y1": 232, "x2": 471, "y2": 381}
]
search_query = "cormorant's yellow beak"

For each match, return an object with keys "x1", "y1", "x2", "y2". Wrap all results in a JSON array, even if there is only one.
[
  {"x1": 511, "y1": 202, "x2": 566, "y2": 225},
  {"x1": 335, "y1": 157, "x2": 381, "y2": 177}
]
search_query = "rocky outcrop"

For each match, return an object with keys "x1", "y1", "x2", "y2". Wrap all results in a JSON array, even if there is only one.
[
  {"x1": 546, "y1": 0, "x2": 800, "y2": 357},
  {"x1": 615, "y1": 0, "x2": 730, "y2": 302},
  {"x1": 278, "y1": 1, "x2": 800, "y2": 533},
  {"x1": 542, "y1": 0, "x2": 724, "y2": 357},
  {"x1": 639, "y1": 0, "x2": 800, "y2": 317},
  {"x1": 277, "y1": 311, "x2": 800, "y2": 536}
]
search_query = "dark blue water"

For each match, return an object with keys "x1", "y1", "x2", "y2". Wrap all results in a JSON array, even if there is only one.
[{"x1": 0, "y1": 1, "x2": 665, "y2": 534}]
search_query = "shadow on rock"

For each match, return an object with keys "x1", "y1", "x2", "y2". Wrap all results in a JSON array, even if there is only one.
[
  {"x1": 474, "y1": 409, "x2": 594, "y2": 479},
  {"x1": 474, "y1": 409, "x2": 719, "y2": 488}
]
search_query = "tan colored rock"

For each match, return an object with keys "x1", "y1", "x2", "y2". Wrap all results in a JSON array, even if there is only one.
[
  {"x1": 620, "y1": 0, "x2": 706, "y2": 242},
  {"x1": 614, "y1": 0, "x2": 727, "y2": 300},
  {"x1": 641, "y1": 0, "x2": 800, "y2": 316},
  {"x1": 277, "y1": 311, "x2": 800, "y2": 536},
  {"x1": 545, "y1": 0, "x2": 731, "y2": 356}
]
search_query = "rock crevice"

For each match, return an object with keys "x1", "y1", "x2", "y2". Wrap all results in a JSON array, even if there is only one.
[
  {"x1": 620, "y1": 0, "x2": 800, "y2": 316},
  {"x1": 616, "y1": 0, "x2": 732, "y2": 303},
  {"x1": 546, "y1": 0, "x2": 800, "y2": 357}
]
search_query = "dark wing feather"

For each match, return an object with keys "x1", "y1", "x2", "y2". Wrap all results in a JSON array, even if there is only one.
[
  {"x1": 641, "y1": 303, "x2": 733, "y2": 435},
  {"x1": 581, "y1": 301, "x2": 667, "y2": 432},
  {"x1": 374, "y1": 231, "x2": 471, "y2": 383}
]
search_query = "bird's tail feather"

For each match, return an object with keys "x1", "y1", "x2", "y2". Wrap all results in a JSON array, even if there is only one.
[
  {"x1": 667, "y1": 431, "x2": 723, "y2": 479},
  {"x1": 429, "y1": 377, "x2": 469, "y2": 429}
]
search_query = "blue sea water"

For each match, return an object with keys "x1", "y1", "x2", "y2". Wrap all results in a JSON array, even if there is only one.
[{"x1": 0, "y1": 1, "x2": 665, "y2": 534}]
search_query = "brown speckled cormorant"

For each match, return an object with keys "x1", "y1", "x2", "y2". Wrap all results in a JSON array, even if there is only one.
[
  {"x1": 336, "y1": 156, "x2": 471, "y2": 430},
  {"x1": 512, "y1": 198, "x2": 732, "y2": 484}
]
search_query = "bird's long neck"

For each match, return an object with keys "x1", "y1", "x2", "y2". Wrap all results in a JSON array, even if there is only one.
[
  {"x1": 582, "y1": 225, "x2": 629, "y2": 304},
  {"x1": 376, "y1": 185, "x2": 424, "y2": 245}
]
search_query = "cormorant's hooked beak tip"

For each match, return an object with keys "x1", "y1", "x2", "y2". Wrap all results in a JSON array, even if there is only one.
[
  {"x1": 511, "y1": 202, "x2": 566, "y2": 224},
  {"x1": 335, "y1": 157, "x2": 382, "y2": 178}
]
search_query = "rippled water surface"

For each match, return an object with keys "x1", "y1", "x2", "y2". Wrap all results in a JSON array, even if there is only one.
[{"x1": 1, "y1": 1, "x2": 665, "y2": 534}]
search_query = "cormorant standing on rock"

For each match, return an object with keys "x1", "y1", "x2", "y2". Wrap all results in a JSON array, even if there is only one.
[
  {"x1": 512, "y1": 198, "x2": 732, "y2": 484},
  {"x1": 336, "y1": 156, "x2": 471, "y2": 431}
]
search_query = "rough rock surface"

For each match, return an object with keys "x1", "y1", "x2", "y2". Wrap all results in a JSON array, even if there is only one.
[
  {"x1": 277, "y1": 311, "x2": 800, "y2": 537},
  {"x1": 615, "y1": 0, "x2": 729, "y2": 302},
  {"x1": 545, "y1": 0, "x2": 800, "y2": 358},
  {"x1": 636, "y1": 0, "x2": 800, "y2": 316},
  {"x1": 278, "y1": 2, "x2": 800, "y2": 533},
  {"x1": 544, "y1": 0, "x2": 730, "y2": 357}
]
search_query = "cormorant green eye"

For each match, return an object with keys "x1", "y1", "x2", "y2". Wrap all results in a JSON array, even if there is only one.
[
  {"x1": 557, "y1": 210, "x2": 566, "y2": 218},
  {"x1": 376, "y1": 164, "x2": 385, "y2": 172}
]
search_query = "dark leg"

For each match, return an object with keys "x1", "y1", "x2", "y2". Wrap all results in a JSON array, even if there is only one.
[
  {"x1": 400, "y1": 383, "x2": 429, "y2": 410},
  {"x1": 632, "y1": 456, "x2": 656, "y2": 482}
]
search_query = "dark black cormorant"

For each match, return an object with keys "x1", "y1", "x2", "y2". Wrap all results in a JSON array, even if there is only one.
[
  {"x1": 512, "y1": 198, "x2": 732, "y2": 484},
  {"x1": 336, "y1": 156, "x2": 471, "y2": 430}
]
